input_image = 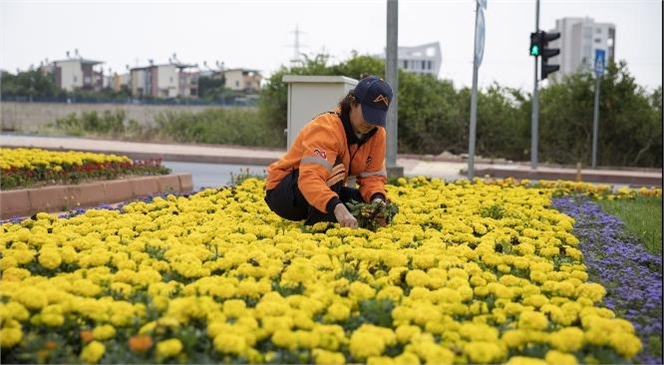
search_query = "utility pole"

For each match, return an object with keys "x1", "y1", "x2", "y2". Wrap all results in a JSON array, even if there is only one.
[{"x1": 385, "y1": 0, "x2": 402, "y2": 177}]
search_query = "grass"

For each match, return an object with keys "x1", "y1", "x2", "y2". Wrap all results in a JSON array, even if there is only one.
[{"x1": 598, "y1": 195, "x2": 663, "y2": 255}]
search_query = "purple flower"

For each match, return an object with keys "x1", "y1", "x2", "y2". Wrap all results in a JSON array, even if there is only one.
[{"x1": 553, "y1": 195, "x2": 663, "y2": 364}]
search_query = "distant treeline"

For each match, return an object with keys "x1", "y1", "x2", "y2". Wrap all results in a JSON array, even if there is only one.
[{"x1": 11, "y1": 54, "x2": 662, "y2": 168}]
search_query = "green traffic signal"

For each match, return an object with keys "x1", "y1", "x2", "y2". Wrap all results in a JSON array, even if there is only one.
[
  {"x1": 530, "y1": 45, "x2": 540, "y2": 56},
  {"x1": 529, "y1": 32, "x2": 542, "y2": 57}
]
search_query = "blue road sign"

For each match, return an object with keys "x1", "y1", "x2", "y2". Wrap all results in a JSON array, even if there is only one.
[{"x1": 594, "y1": 49, "x2": 606, "y2": 77}]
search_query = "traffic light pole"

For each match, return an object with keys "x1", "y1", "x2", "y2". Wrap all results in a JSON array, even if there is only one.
[{"x1": 530, "y1": 0, "x2": 540, "y2": 170}]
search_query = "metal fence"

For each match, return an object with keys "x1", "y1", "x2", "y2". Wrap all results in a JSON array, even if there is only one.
[{"x1": 0, "y1": 95, "x2": 259, "y2": 107}]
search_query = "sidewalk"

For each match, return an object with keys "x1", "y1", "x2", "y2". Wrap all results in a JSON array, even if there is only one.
[{"x1": 2, "y1": 135, "x2": 661, "y2": 187}]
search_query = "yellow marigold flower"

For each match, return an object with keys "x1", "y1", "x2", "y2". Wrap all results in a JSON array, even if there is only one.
[
  {"x1": 349, "y1": 281, "x2": 376, "y2": 301},
  {"x1": 549, "y1": 327, "x2": 585, "y2": 352},
  {"x1": 609, "y1": 332, "x2": 642, "y2": 359},
  {"x1": 223, "y1": 299, "x2": 247, "y2": 317},
  {"x1": 459, "y1": 322, "x2": 499, "y2": 342},
  {"x1": 41, "y1": 305, "x2": 64, "y2": 327},
  {"x1": 0, "y1": 256, "x2": 18, "y2": 270},
  {"x1": 312, "y1": 349, "x2": 346, "y2": 365},
  {"x1": 0, "y1": 326, "x2": 23, "y2": 348},
  {"x1": 155, "y1": 338, "x2": 183, "y2": 359},
  {"x1": 79, "y1": 341, "x2": 105, "y2": 364},
  {"x1": 368, "y1": 356, "x2": 396, "y2": 365},
  {"x1": 395, "y1": 325, "x2": 422, "y2": 344},
  {"x1": 295, "y1": 330, "x2": 320, "y2": 349},
  {"x1": 412, "y1": 254, "x2": 435, "y2": 270},
  {"x1": 464, "y1": 341, "x2": 504, "y2": 364},
  {"x1": 14, "y1": 287, "x2": 48, "y2": 310},
  {"x1": 376, "y1": 286, "x2": 403, "y2": 301},
  {"x1": 382, "y1": 251, "x2": 408, "y2": 268},
  {"x1": 1, "y1": 302, "x2": 30, "y2": 322},
  {"x1": 502, "y1": 329, "x2": 526, "y2": 348},
  {"x1": 518, "y1": 311, "x2": 549, "y2": 331},
  {"x1": 469, "y1": 275, "x2": 487, "y2": 287},
  {"x1": 405, "y1": 269, "x2": 430, "y2": 287},
  {"x1": 281, "y1": 259, "x2": 315, "y2": 285},
  {"x1": 506, "y1": 356, "x2": 548, "y2": 365},
  {"x1": 570, "y1": 270, "x2": 588, "y2": 282},
  {"x1": 272, "y1": 329, "x2": 297, "y2": 350},
  {"x1": 392, "y1": 351, "x2": 420, "y2": 364},
  {"x1": 545, "y1": 350, "x2": 578, "y2": 365},
  {"x1": 575, "y1": 283, "x2": 606, "y2": 303},
  {"x1": 325, "y1": 303, "x2": 351, "y2": 322},
  {"x1": 349, "y1": 329, "x2": 386, "y2": 359},
  {"x1": 38, "y1": 248, "x2": 62, "y2": 270},
  {"x1": 555, "y1": 281, "x2": 576, "y2": 298},
  {"x1": 92, "y1": 324, "x2": 116, "y2": 341},
  {"x1": 523, "y1": 294, "x2": 549, "y2": 308},
  {"x1": 213, "y1": 333, "x2": 247, "y2": 355}
]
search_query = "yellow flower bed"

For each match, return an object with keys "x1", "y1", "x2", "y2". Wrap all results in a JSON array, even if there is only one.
[
  {"x1": 0, "y1": 177, "x2": 657, "y2": 364},
  {"x1": 1, "y1": 147, "x2": 168, "y2": 190},
  {"x1": 0, "y1": 148, "x2": 131, "y2": 170}
]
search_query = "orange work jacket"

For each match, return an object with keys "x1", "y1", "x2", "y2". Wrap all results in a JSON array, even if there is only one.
[{"x1": 265, "y1": 109, "x2": 387, "y2": 214}]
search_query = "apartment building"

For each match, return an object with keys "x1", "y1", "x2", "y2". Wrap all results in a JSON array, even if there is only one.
[
  {"x1": 223, "y1": 69, "x2": 262, "y2": 92},
  {"x1": 548, "y1": 17, "x2": 616, "y2": 82},
  {"x1": 129, "y1": 61, "x2": 199, "y2": 98},
  {"x1": 376, "y1": 42, "x2": 442, "y2": 77},
  {"x1": 50, "y1": 51, "x2": 104, "y2": 91}
]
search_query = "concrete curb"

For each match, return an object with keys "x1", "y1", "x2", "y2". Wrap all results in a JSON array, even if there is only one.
[
  {"x1": 473, "y1": 166, "x2": 662, "y2": 187},
  {"x1": 0, "y1": 173, "x2": 193, "y2": 220}
]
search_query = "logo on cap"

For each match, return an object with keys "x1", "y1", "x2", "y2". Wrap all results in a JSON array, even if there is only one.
[{"x1": 373, "y1": 94, "x2": 390, "y2": 107}]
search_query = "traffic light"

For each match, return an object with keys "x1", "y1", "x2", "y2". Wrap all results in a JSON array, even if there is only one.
[
  {"x1": 529, "y1": 32, "x2": 541, "y2": 56},
  {"x1": 540, "y1": 31, "x2": 561, "y2": 80}
]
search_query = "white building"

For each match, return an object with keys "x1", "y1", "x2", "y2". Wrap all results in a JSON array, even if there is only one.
[
  {"x1": 548, "y1": 17, "x2": 616, "y2": 82},
  {"x1": 224, "y1": 69, "x2": 262, "y2": 92},
  {"x1": 376, "y1": 42, "x2": 442, "y2": 77},
  {"x1": 129, "y1": 61, "x2": 198, "y2": 98},
  {"x1": 51, "y1": 51, "x2": 104, "y2": 91}
]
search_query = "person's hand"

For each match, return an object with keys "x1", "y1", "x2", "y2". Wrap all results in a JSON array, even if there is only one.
[{"x1": 334, "y1": 203, "x2": 358, "y2": 228}]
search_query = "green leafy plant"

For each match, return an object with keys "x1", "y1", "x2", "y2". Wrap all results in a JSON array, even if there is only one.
[{"x1": 347, "y1": 199, "x2": 399, "y2": 231}]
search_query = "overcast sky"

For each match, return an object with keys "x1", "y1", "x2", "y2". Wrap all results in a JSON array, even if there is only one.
[{"x1": 1, "y1": 0, "x2": 661, "y2": 92}]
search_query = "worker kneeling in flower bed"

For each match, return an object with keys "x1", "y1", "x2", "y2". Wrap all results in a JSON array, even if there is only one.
[{"x1": 265, "y1": 75, "x2": 396, "y2": 230}]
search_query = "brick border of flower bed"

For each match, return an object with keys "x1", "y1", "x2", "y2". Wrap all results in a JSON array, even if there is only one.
[{"x1": 0, "y1": 173, "x2": 193, "y2": 219}]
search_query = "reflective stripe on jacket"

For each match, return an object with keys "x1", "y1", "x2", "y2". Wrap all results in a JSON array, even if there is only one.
[{"x1": 265, "y1": 110, "x2": 387, "y2": 214}]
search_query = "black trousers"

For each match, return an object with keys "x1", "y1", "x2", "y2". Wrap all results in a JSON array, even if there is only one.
[{"x1": 264, "y1": 169, "x2": 363, "y2": 226}]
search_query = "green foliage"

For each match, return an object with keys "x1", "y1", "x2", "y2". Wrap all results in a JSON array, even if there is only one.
[
  {"x1": 54, "y1": 110, "x2": 128, "y2": 136},
  {"x1": 539, "y1": 60, "x2": 662, "y2": 167},
  {"x1": 479, "y1": 204, "x2": 505, "y2": 220},
  {"x1": 347, "y1": 200, "x2": 399, "y2": 231},
  {"x1": 597, "y1": 195, "x2": 663, "y2": 255},
  {"x1": 0, "y1": 70, "x2": 60, "y2": 98},
  {"x1": 256, "y1": 53, "x2": 661, "y2": 168},
  {"x1": 154, "y1": 107, "x2": 283, "y2": 148}
]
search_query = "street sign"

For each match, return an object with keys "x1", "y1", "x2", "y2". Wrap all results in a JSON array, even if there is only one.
[
  {"x1": 594, "y1": 49, "x2": 606, "y2": 77},
  {"x1": 474, "y1": 9, "x2": 485, "y2": 66}
]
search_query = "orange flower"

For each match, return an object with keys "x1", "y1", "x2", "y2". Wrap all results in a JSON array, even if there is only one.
[
  {"x1": 128, "y1": 334, "x2": 153, "y2": 353},
  {"x1": 45, "y1": 340, "x2": 58, "y2": 350},
  {"x1": 80, "y1": 330, "x2": 94, "y2": 344}
]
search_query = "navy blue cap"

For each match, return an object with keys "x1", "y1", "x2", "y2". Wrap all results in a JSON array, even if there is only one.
[{"x1": 354, "y1": 76, "x2": 393, "y2": 127}]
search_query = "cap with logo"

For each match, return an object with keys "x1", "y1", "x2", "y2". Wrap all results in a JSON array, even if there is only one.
[{"x1": 354, "y1": 75, "x2": 393, "y2": 128}]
